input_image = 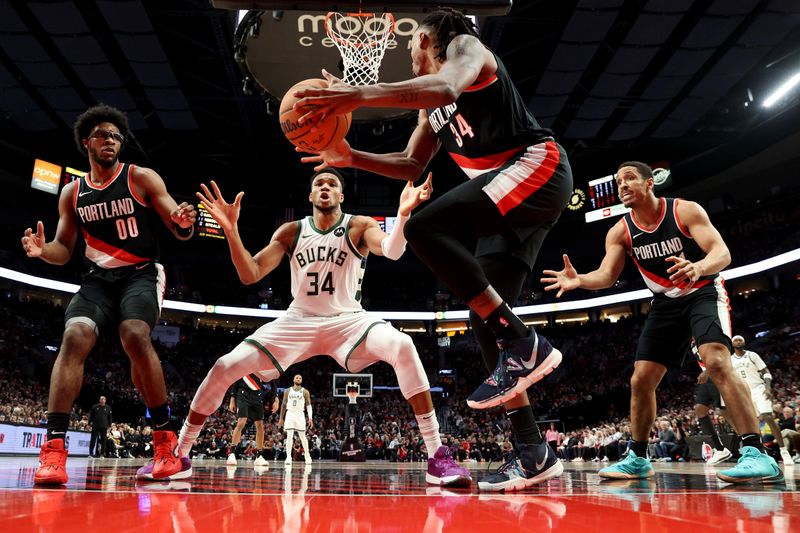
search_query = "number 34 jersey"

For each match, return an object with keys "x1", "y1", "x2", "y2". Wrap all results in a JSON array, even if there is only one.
[
  {"x1": 72, "y1": 163, "x2": 160, "y2": 269},
  {"x1": 288, "y1": 213, "x2": 367, "y2": 316}
]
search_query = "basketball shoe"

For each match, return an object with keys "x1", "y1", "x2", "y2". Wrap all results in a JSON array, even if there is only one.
[
  {"x1": 254, "y1": 455, "x2": 269, "y2": 467},
  {"x1": 478, "y1": 441, "x2": 563, "y2": 491},
  {"x1": 717, "y1": 446, "x2": 784, "y2": 484},
  {"x1": 598, "y1": 450, "x2": 654, "y2": 479},
  {"x1": 467, "y1": 330, "x2": 562, "y2": 409},
  {"x1": 706, "y1": 447, "x2": 733, "y2": 466},
  {"x1": 226, "y1": 452, "x2": 237, "y2": 466},
  {"x1": 426, "y1": 446, "x2": 472, "y2": 487},
  {"x1": 34, "y1": 438, "x2": 68, "y2": 485},
  {"x1": 136, "y1": 456, "x2": 192, "y2": 481}
]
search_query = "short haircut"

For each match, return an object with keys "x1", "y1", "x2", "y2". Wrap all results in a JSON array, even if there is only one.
[
  {"x1": 73, "y1": 104, "x2": 130, "y2": 155},
  {"x1": 310, "y1": 168, "x2": 345, "y2": 190},
  {"x1": 617, "y1": 161, "x2": 653, "y2": 180},
  {"x1": 420, "y1": 7, "x2": 480, "y2": 62}
]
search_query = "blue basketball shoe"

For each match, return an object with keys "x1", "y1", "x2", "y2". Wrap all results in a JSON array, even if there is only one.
[
  {"x1": 717, "y1": 446, "x2": 784, "y2": 484},
  {"x1": 598, "y1": 450, "x2": 654, "y2": 479}
]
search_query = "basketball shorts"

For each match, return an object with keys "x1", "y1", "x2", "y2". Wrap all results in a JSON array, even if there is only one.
[
  {"x1": 284, "y1": 411, "x2": 307, "y2": 431},
  {"x1": 241, "y1": 308, "x2": 396, "y2": 375},
  {"x1": 636, "y1": 279, "x2": 732, "y2": 368},
  {"x1": 476, "y1": 140, "x2": 573, "y2": 270},
  {"x1": 695, "y1": 379, "x2": 721, "y2": 408},
  {"x1": 65, "y1": 262, "x2": 165, "y2": 335},
  {"x1": 236, "y1": 397, "x2": 264, "y2": 421},
  {"x1": 749, "y1": 384, "x2": 772, "y2": 415}
]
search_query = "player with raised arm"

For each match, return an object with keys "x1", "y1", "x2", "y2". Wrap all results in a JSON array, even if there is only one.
[
  {"x1": 279, "y1": 374, "x2": 313, "y2": 465},
  {"x1": 175, "y1": 169, "x2": 471, "y2": 487},
  {"x1": 541, "y1": 161, "x2": 782, "y2": 484},
  {"x1": 294, "y1": 7, "x2": 570, "y2": 491},
  {"x1": 21, "y1": 104, "x2": 196, "y2": 485}
]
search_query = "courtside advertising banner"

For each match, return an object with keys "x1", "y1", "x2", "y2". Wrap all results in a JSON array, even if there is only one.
[{"x1": 0, "y1": 424, "x2": 90, "y2": 456}]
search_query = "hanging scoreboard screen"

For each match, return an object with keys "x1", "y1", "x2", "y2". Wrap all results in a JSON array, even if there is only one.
[
  {"x1": 197, "y1": 203, "x2": 226, "y2": 239},
  {"x1": 584, "y1": 174, "x2": 630, "y2": 223}
]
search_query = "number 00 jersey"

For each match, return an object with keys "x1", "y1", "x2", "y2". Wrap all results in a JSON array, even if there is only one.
[
  {"x1": 426, "y1": 54, "x2": 553, "y2": 180},
  {"x1": 72, "y1": 163, "x2": 160, "y2": 269},
  {"x1": 288, "y1": 213, "x2": 367, "y2": 316}
]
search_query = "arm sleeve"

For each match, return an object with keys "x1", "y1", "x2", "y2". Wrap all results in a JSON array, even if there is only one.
[{"x1": 380, "y1": 212, "x2": 409, "y2": 260}]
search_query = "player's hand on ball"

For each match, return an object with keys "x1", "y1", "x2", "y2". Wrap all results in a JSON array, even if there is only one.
[
  {"x1": 293, "y1": 69, "x2": 360, "y2": 124},
  {"x1": 21, "y1": 221, "x2": 45, "y2": 258},
  {"x1": 399, "y1": 172, "x2": 433, "y2": 216},
  {"x1": 541, "y1": 254, "x2": 580, "y2": 298},
  {"x1": 297, "y1": 139, "x2": 353, "y2": 171},
  {"x1": 171, "y1": 202, "x2": 196, "y2": 228},
  {"x1": 665, "y1": 255, "x2": 703, "y2": 285},
  {"x1": 196, "y1": 180, "x2": 244, "y2": 233}
]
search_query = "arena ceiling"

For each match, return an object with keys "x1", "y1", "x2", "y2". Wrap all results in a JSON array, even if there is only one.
[{"x1": 1, "y1": 0, "x2": 799, "y2": 212}]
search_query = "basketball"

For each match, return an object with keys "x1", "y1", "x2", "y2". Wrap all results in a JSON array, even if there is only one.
[{"x1": 279, "y1": 78, "x2": 352, "y2": 152}]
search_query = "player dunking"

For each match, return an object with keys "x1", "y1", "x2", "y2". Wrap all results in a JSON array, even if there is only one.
[
  {"x1": 175, "y1": 170, "x2": 471, "y2": 487},
  {"x1": 227, "y1": 373, "x2": 279, "y2": 467},
  {"x1": 295, "y1": 8, "x2": 570, "y2": 491},
  {"x1": 21, "y1": 104, "x2": 196, "y2": 484},
  {"x1": 542, "y1": 161, "x2": 782, "y2": 484},
  {"x1": 279, "y1": 374, "x2": 313, "y2": 465}
]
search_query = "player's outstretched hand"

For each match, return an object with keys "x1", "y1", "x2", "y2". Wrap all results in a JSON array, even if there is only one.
[
  {"x1": 196, "y1": 180, "x2": 244, "y2": 233},
  {"x1": 293, "y1": 69, "x2": 360, "y2": 125},
  {"x1": 171, "y1": 202, "x2": 197, "y2": 229},
  {"x1": 297, "y1": 139, "x2": 353, "y2": 172},
  {"x1": 399, "y1": 172, "x2": 433, "y2": 216},
  {"x1": 541, "y1": 254, "x2": 580, "y2": 298},
  {"x1": 21, "y1": 221, "x2": 45, "y2": 258}
]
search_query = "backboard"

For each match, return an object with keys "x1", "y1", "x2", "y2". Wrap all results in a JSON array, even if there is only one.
[
  {"x1": 333, "y1": 373, "x2": 373, "y2": 398},
  {"x1": 225, "y1": 2, "x2": 513, "y2": 122}
]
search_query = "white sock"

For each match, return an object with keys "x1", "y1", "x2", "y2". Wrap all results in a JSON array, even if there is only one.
[
  {"x1": 177, "y1": 420, "x2": 203, "y2": 457},
  {"x1": 415, "y1": 410, "x2": 442, "y2": 459},
  {"x1": 298, "y1": 432, "x2": 310, "y2": 458}
]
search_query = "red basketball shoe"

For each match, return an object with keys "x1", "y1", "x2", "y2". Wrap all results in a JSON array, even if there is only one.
[{"x1": 34, "y1": 438, "x2": 68, "y2": 485}]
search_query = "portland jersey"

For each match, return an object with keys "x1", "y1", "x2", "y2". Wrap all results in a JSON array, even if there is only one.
[
  {"x1": 622, "y1": 198, "x2": 717, "y2": 298},
  {"x1": 286, "y1": 387, "x2": 306, "y2": 414},
  {"x1": 427, "y1": 54, "x2": 553, "y2": 180},
  {"x1": 731, "y1": 351, "x2": 768, "y2": 389},
  {"x1": 72, "y1": 163, "x2": 160, "y2": 269},
  {"x1": 289, "y1": 213, "x2": 367, "y2": 316}
]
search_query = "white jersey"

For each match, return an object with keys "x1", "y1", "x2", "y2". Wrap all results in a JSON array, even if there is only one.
[
  {"x1": 289, "y1": 213, "x2": 367, "y2": 316},
  {"x1": 286, "y1": 386, "x2": 307, "y2": 414},
  {"x1": 731, "y1": 350, "x2": 767, "y2": 389}
]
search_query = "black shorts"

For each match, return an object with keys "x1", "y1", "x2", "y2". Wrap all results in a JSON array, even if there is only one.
[
  {"x1": 695, "y1": 379, "x2": 721, "y2": 408},
  {"x1": 237, "y1": 399, "x2": 264, "y2": 421},
  {"x1": 65, "y1": 262, "x2": 165, "y2": 335},
  {"x1": 636, "y1": 281, "x2": 732, "y2": 368},
  {"x1": 475, "y1": 141, "x2": 573, "y2": 270}
]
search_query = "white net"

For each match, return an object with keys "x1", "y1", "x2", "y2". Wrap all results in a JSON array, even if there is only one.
[{"x1": 326, "y1": 12, "x2": 395, "y2": 86}]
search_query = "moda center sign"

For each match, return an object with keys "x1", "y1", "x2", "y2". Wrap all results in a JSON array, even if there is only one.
[{"x1": 295, "y1": 14, "x2": 419, "y2": 49}]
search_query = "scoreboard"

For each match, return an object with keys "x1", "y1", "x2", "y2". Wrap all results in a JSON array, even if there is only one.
[
  {"x1": 584, "y1": 174, "x2": 630, "y2": 223},
  {"x1": 197, "y1": 203, "x2": 225, "y2": 239}
]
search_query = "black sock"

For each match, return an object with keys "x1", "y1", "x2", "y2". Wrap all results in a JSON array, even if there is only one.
[
  {"x1": 47, "y1": 412, "x2": 70, "y2": 441},
  {"x1": 740, "y1": 433, "x2": 765, "y2": 452},
  {"x1": 150, "y1": 403, "x2": 171, "y2": 430},
  {"x1": 485, "y1": 303, "x2": 527, "y2": 341},
  {"x1": 507, "y1": 407, "x2": 542, "y2": 445},
  {"x1": 698, "y1": 416, "x2": 725, "y2": 451},
  {"x1": 631, "y1": 440, "x2": 648, "y2": 458}
]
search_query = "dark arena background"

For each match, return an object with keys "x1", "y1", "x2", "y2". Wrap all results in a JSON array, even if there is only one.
[{"x1": 2, "y1": 1, "x2": 800, "y2": 530}]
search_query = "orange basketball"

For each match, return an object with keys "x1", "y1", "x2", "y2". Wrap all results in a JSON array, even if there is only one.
[{"x1": 279, "y1": 78, "x2": 352, "y2": 152}]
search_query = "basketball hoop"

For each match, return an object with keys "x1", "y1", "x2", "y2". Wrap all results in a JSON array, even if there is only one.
[
  {"x1": 346, "y1": 389, "x2": 360, "y2": 405},
  {"x1": 325, "y1": 11, "x2": 395, "y2": 86}
]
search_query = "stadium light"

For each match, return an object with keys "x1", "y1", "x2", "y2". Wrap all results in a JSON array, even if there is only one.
[{"x1": 763, "y1": 72, "x2": 800, "y2": 108}]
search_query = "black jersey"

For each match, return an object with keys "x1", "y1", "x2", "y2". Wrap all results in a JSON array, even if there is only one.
[
  {"x1": 426, "y1": 54, "x2": 553, "y2": 180},
  {"x1": 230, "y1": 374, "x2": 275, "y2": 404},
  {"x1": 622, "y1": 197, "x2": 717, "y2": 299},
  {"x1": 72, "y1": 163, "x2": 160, "y2": 269}
]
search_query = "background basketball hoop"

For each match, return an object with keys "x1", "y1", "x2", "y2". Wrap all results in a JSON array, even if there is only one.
[
  {"x1": 326, "y1": 11, "x2": 395, "y2": 86},
  {"x1": 346, "y1": 382, "x2": 361, "y2": 404}
]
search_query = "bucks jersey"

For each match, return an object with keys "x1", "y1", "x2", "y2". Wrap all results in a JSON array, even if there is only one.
[
  {"x1": 72, "y1": 163, "x2": 160, "y2": 269},
  {"x1": 286, "y1": 387, "x2": 306, "y2": 413},
  {"x1": 427, "y1": 54, "x2": 553, "y2": 180},
  {"x1": 289, "y1": 213, "x2": 367, "y2": 316},
  {"x1": 731, "y1": 351, "x2": 768, "y2": 389},
  {"x1": 622, "y1": 198, "x2": 717, "y2": 298}
]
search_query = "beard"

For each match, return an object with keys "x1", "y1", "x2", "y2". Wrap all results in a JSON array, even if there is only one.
[{"x1": 89, "y1": 147, "x2": 119, "y2": 168}]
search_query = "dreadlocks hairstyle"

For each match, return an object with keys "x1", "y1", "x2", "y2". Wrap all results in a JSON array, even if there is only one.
[
  {"x1": 617, "y1": 161, "x2": 653, "y2": 180},
  {"x1": 73, "y1": 104, "x2": 130, "y2": 155},
  {"x1": 420, "y1": 7, "x2": 480, "y2": 62}
]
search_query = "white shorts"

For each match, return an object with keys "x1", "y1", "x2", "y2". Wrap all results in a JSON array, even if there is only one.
[
  {"x1": 750, "y1": 384, "x2": 772, "y2": 415},
  {"x1": 243, "y1": 309, "x2": 392, "y2": 374},
  {"x1": 284, "y1": 412, "x2": 306, "y2": 431}
]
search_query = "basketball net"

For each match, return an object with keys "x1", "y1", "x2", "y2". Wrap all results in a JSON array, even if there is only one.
[
  {"x1": 346, "y1": 389, "x2": 360, "y2": 405},
  {"x1": 326, "y1": 11, "x2": 395, "y2": 86}
]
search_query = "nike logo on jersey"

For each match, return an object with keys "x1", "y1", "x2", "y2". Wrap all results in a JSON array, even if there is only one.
[
  {"x1": 535, "y1": 444, "x2": 549, "y2": 471},
  {"x1": 135, "y1": 262, "x2": 150, "y2": 270},
  {"x1": 79, "y1": 191, "x2": 93, "y2": 197},
  {"x1": 301, "y1": 234, "x2": 313, "y2": 238},
  {"x1": 632, "y1": 232, "x2": 644, "y2": 239}
]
